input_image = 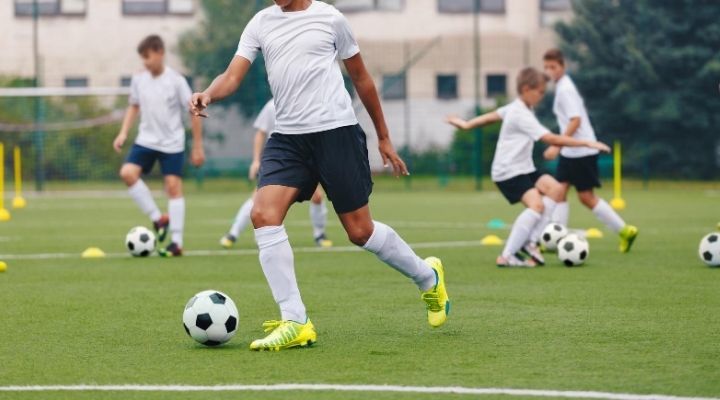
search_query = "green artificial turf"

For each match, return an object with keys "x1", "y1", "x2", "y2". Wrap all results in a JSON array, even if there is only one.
[{"x1": 0, "y1": 182, "x2": 718, "y2": 400}]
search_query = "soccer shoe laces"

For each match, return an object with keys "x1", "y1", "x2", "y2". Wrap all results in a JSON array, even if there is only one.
[
  {"x1": 422, "y1": 291, "x2": 443, "y2": 312},
  {"x1": 261, "y1": 320, "x2": 285, "y2": 333}
]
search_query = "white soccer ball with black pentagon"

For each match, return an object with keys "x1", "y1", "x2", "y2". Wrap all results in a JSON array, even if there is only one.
[
  {"x1": 541, "y1": 223, "x2": 568, "y2": 252},
  {"x1": 698, "y1": 232, "x2": 720, "y2": 267},
  {"x1": 125, "y1": 226, "x2": 156, "y2": 257},
  {"x1": 183, "y1": 290, "x2": 239, "y2": 346},
  {"x1": 557, "y1": 234, "x2": 589, "y2": 267}
]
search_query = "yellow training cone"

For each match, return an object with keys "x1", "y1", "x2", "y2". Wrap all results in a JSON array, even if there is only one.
[
  {"x1": 81, "y1": 247, "x2": 106, "y2": 259},
  {"x1": 585, "y1": 228, "x2": 604, "y2": 239},
  {"x1": 0, "y1": 208, "x2": 10, "y2": 222},
  {"x1": 12, "y1": 197, "x2": 26, "y2": 209},
  {"x1": 610, "y1": 197, "x2": 626, "y2": 211},
  {"x1": 481, "y1": 235, "x2": 504, "y2": 246},
  {"x1": 0, "y1": 261, "x2": 7, "y2": 272}
]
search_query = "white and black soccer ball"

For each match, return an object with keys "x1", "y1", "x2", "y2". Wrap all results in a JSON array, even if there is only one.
[
  {"x1": 183, "y1": 290, "x2": 239, "y2": 347},
  {"x1": 541, "y1": 223, "x2": 568, "y2": 252},
  {"x1": 698, "y1": 233, "x2": 720, "y2": 267},
  {"x1": 125, "y1": 226, "x2": 156, "y2": 257},
  {"x1": 557, "y1": 234, "x2": 589, "y2": 267}
]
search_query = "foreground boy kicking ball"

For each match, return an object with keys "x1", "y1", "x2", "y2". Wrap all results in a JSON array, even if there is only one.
[
  {"x1": 447, "y1": 68, "x2": 610, "y2": 267},
  {"x1": 191, "y1": 0, "x2": 449, "y2": 351},
  {"x1": 114, "y1": 35, "x2": 204, "y2": 257}
]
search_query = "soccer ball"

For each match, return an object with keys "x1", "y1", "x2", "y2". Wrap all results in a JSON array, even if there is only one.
[
  {"x1": 698, "y1": 233, "x2": 720, "y2": 267},
  {"x1": 125, "y1": 226, "x2": 156, "y2": 257},
  {"x1": 557, "y1": 234, "x2": 589, "y2": 267},
  {"x1": 183, "y1": 290, "x2": 239, "y2": 346},
  {"x1": 541, "y1": 223, "x2": 568, "y2": 252}
]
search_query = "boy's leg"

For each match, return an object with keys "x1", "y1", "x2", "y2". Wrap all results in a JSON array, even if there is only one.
[
  {"x1": 121, "y1": 163, "x2": 162, "y2": 222},
  {"x1": 503, "y1": 189, "x2": 543, "y2": 260},
  {"x1": 552, "y1": 182, "x2": 571, "y2": 226},
  {"x1": 227, "y1": 196, "x2": 255, "y2": 239},
  {"x1": 309, "y1": 187, "x2": 331, "y2": 246},
  {"x1": 528, "y1": 175, "x2": 561, "y2": 244},
  {"x1": 579, "y1": 190, "x2": 638, "y2": 252},
  {"x1": 158, "y1": 151, "x2": 186, "y2": 256}
]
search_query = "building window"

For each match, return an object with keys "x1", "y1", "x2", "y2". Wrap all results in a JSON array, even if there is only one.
[
  {"x1": 437, "y1": 74, "x2": 458, "y2": 100},
  {"x1": 120, "y1": 76, "x2": 133, "y2": 87},
  {"x1": 486, "y1": 74, "x2": 506, "y2": 97},
  {"x1": 540, "y1": 0, "x2": 571, "y2": 11},
  {"x1": 382, "y1": 74, "x2": 406, "y2": 100},
  {"x1": 122, "y1": 0, "x2": 194, "y2": 15},
  {"x1": 14, "y1": 0, "x2": 87, "y2": 16},
  {"x1": 438, "y1": 0, "x2": 505, "y2": 14},
  {"x1": 65, "y1": 77, "x2": 88, "y2": 88},
  {"x1": 335, "y1": 0, "x2": 404, "y2": 12}
]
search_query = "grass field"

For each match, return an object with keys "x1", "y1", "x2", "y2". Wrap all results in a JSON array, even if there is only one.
[{"x1": 0, "y1": 180, "x2": 719, "y2": 400}]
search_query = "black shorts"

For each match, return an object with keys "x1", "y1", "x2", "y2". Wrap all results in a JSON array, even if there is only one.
[
  {"x1": 495, "y1": 171, "x2": 542, "y2": 205},
  {"x1": 258, "y1": 124, "x2": 373, "y2": 214},
  {"x1": 126, "y1": 144, "x2": 184, "y2": 176},
  {"x1": 556, "y1": 154, "x2": 601, "y2": 192}
]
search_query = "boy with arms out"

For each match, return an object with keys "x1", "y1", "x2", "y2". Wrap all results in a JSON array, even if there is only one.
[
  {"x1": 220, "y1": 99, "x2": 333, "y2": 249},
  {"x1": 114, "y1": 35, "x2": 204, "y2": 257},
  {"x1": 447, "y1": 68, "x2": 610, "y2": 267},
  {"x1": 191, "y1": 0, "x2": 449, "y2": 351},
  {"x1": 543, "y1": 49, "x2": 638, "y2": 253}
]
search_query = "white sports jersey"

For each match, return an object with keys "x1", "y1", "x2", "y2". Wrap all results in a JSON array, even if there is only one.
[
  {"x1": 554, "y1": 75, "x2": 598, "y2": 158},
  {"x1": 491, "y1": 99, "x2": 550, "y2": 182},
  {"x1": 235, "y1": 1, "x2": 359, "y2": 135},
  {"x1": 129, "y1": 66, "x2": 192, "y2": 154},
  {"x1": 254, "y1": 100, "x2": 276, "y2": 134}
]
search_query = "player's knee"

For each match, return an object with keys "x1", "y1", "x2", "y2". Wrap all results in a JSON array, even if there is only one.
[
  {"x1": 528, "y1": 201, "x2": 545, "y2": 214},
  {"x1": 165, "y1": 179, "x2": 182, "y2": 198},
  {"x1": 251, "y1": 205, "x2": 282, "y2": 228},
  {"x1": 346, "y1": 225, "x2": 373, "y2": 247},
  {"x1": 311, "y1": 192, "x2": 323, "y2": 204},
  {"x1": 119, "y1": 166, "x2": 139, "y2": 186},
  {"x1": 578, "y1": 191, "x2": 598, "y2": 208}
]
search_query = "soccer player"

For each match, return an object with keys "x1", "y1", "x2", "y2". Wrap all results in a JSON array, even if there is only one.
[
  {"x1": 446, "y1": 68, "x2": 610, "y2": 267},
  {"x1": 543, "y1": 49, "x2": 638, "y2": 253},
  {"x1": 113, "y1": 35, "x2": 204, "y2": 257},
  {"x1": 190, "y1": 0, "x2": 449, "y2": 351},
  {"x1": 220, "y1": 99, "x2": 333, "y2": 249}
]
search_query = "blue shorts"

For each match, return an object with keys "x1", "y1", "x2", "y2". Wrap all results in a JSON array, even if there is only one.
[
  {"x1": 126, "y1": 144, "x2": 184, "y2": 177},
  {"x1": 258, "y1": 124, "x2": 373, "y2": 214}
]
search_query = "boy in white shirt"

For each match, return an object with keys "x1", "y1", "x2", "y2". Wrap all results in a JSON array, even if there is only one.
[
  {"x1": 113, "y1": 35, "x2": 204, "y2": 257},
  {"x1": 190, "y1": 0, "x2": 449, "y2": 351},
  {"x1": 543, "y1": 49, "x2": 638, "y2": 253},
  {"x1": 220, "y1": 99, "x2": 333, "y2": 249},
  {"x1": 447, "y1": 67, "x2": 610, "y2": 267}
]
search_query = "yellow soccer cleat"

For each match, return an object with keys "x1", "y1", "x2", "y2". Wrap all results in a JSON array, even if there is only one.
[
  {"x1": 421, "y1": 257, "x2": 450, "y2": 328},
  {"x1": 619, "y1": 225, "x2": 639, "y2": 253},
  {"x1": 220, "y1": 234, "x2": 236, "y2": 249},
  {"x1": 249, "y1": 319, "x2": 317, "y2": 351},
  {"x1": 314, "y1": 234, "x2": 333, "y2": 248}
]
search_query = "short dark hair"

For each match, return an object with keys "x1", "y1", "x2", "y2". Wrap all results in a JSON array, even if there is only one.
[
  {"x1": 137, "y1": 35, "x2": 164, "y2": 54},
  {"x1": 543, "y1": 48, "x2": 565, "y2": 66},
  {"x1": 516, "y1": 67, "x2": 549, "y2": 94}
]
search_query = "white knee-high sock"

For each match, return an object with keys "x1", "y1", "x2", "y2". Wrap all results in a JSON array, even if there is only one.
[
  {"x1": 503, "y1": 209, "x2": 542, "y2": 258},
  {"x1": 552, "y1": 201, "x2": 569, "y2": 226},
  {"x1": 254, "y1": 226, "x2": 306, "y2": 323},
  {"x1": 362, "y1": 221, "x2": 437, "y2": 291},
  {"x1": 168, "y1": 198, "x2": 185, "y2": 247},
  {"x1": 592, "y1": 199, "x2": 626, "y2": 233},
  {"x1": 128, "y1": 180, "x2": 161, "y2": 222},
  {"x1": 309, "y1": 201, "x2": 328, "y2": 239},
  {"x1": 229, "y1": 198, "x2": 254, "y2": 238},
  {"x1": 529, "y1": 197, "x2": 558, "y2": 243}
]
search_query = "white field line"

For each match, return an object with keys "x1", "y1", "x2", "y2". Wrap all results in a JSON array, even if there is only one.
[
  {"x1": 0, "y1": 384, "x2": 716, "y2": 400},
  {"x1": 0, "y1": 240, "x2": 484, "y2": 261}
]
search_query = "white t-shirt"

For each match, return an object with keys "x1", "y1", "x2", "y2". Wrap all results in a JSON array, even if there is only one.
[
  {"x1": 491, "y1": 99, "x2": 550, "y2": 182},
  {"x1": 235, "y1": 1, "x2": 359, "y2": 135},
  {"x1": 253, "y1": 100, "x2": 276, "y2": 134},
  {"x1": 129, "y1": 66, "x2": 192, "y2": 154},
  {"x1": 554, "y1": 75, "x2": 598, "y2": 158}
]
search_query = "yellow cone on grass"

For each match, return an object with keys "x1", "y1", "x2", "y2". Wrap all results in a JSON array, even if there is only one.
[
  {"x1": 0, "y1": 261, "x2": 7, "y2": 272},
  {"x1": 585, "y1": 228, "x2": 604, "y2": 239},
  {"x1": 82, "y1": 247, "x2": 106, "y2": 258},
  {"x1": 481, "y1": 235, "x2": 504, "y2": 246}
]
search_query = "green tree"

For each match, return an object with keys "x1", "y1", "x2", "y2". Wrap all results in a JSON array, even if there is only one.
[
  {"x1": 556, "y1": 0, "x2": 720, "y2": 179},
  {"x1": 178, "y1": 0, "x2": 274, "y2": 117}
]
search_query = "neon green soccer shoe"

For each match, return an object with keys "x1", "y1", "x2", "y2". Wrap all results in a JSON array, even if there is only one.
[
  {"x1": 619, "y1": 225, "x2": 639, "y2": 253},
  {"x1": 249, "y1": 319, "x2": 317, "y2": 351},
  {"x1": 421, "y1": 257, "x2": 450, "y2": 328}
]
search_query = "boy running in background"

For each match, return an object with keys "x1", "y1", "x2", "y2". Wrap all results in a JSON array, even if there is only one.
[
  {"x1": 220, "y1": 99, "x2": 333, "y2": 249},
  {"x1": 543, "y1": 49, "x2": 638, "y2": 253},
  {"x1": 191, "y1": 0, "x2": 449, "y2": 351},
  {"x1": 114, "y1": 35, "x2": 204, "y2": 257},
  {"x1": 447, "y1": 68, "x2": 610, "y2": 267}
]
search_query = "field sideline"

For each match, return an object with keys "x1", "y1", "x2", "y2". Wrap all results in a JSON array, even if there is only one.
[{"x1": 0, "y1": 182, "x2": 718, "y2": 400}]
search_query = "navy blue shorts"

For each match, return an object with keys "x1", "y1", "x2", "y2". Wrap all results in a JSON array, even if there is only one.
[
  {"x1": 258, "y1": 124, "x2": 373, "y2": 214},
  {"x1": 126, "y1": 144, "x2": 184, "y2": 177},
  {"x1": 495, "y1": 171, "x2": 543, "y2": 205},
  {"x1": 556, "y1": 154, "x2": 601, "y2": 192}
]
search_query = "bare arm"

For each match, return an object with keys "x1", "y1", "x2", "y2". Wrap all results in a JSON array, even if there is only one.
[
  {"x1": 446, "y1": 111, "x2": 502, "y2": 131},
  {"x1": 249, "y1": 129, "x2": 267, "y2": 180},
  {"x1": 190, "y1": 56, "x2": 252, "y2": 116},
  {"x1": 344, "y1": 53, "x2": 408, "y2": 176},
  {"x1": 540, "y1": 133, "x2": 610, "y2": 153},
  {"x1": 113, "y1": 105, "x2": 139, "y2": 153},
  {"x1": 544, "y1": 117, "x2": 584, "y2": 160},
  {"x1": 190, "y1": 115, "x2": 205, "y2": 167}
]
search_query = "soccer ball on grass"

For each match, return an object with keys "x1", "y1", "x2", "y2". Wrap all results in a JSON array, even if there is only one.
[
  {"x1": 557, "y1": 234, "x2": 589, "y2": 267},
  {"x1": 183, "y1": 290, "x2": 239, "y2": 346},
  {"x1": 541, "y1": 223, "x2": 568, "y2": 252},
  {"x1": 698, "y1": 233, "x2": 720, "y2": 267},
  {"x1": 125, "y1": 226, "x2": 156, "y2": 257}
]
